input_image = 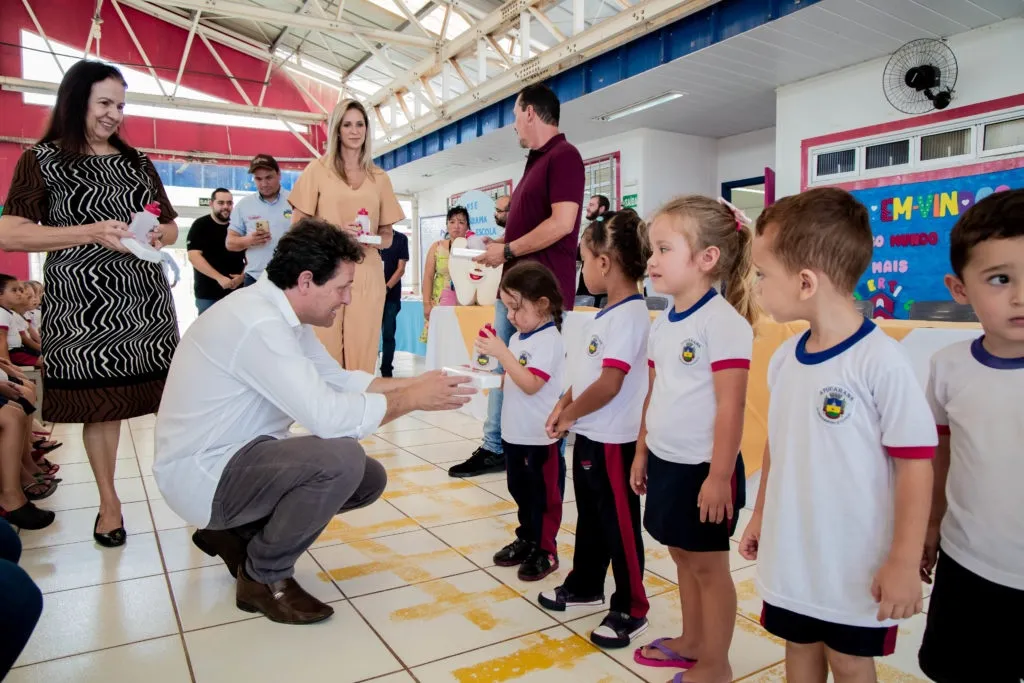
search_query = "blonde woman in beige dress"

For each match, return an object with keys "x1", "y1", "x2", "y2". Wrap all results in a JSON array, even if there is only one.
[{"x1": 289, "y1": 100, "x2": 405, "y2": 372}]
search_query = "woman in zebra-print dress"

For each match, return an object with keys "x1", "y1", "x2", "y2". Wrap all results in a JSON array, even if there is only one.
[{"x1": 0, "y1": 60, "x2": 179, "y2": 546}]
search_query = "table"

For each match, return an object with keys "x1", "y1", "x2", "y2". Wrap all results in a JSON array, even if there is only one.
[
  {"x1": 426, "y1": 306, "x2": 981, "y2": 475},
  {"x1": 379, "y1": 299, "x2": 428, "y2": 357}
]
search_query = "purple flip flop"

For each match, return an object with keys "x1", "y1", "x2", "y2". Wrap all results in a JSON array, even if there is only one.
[{"x1": 633, "y1": 637, "x2": 697, "y2": 669}]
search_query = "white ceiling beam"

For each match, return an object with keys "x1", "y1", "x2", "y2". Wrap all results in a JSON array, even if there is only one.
[
  {"x1": 0, "y1": 76, "x2": 326, "y2": 124},
  {"x1": 257, "y1": 58, "x2": 274, "y2": 106},
  {"x1": 353, "y1": 36, "x2": 437, "y2": 115},
  {"x1": 368, "y1": 0, "x2": 547, "y2": 108},
  {"x1": 83, "y1": 0, "x2": 106, "y2": 57},
  {"x1": 572, "y1": 0, "x2": 585, "y2": 34},
  {"x1": 375, "y1": 0, "x2": 719, "y2": 149},
  {"x1": 476, "y1": 38, "x2": 486, "y2": 84},
  {"x1": 173, "y1": 10, "x2": 202, "y2": 95},
  {"x1": 118, "y1": 0, "x2": 346, "y2": 87},
  {"x1": 110, "y1": 0, "x2": 167, "y2": 96},
  {"x1": 519, "y1": 12, "x2": 531, "y2": 62},
  {"x1": 392, "y1": 0, "x2": 432, "y2": 37},
  {"x1": 485, "y1": 35, "x2": 514, "y2": 68},
  {"x1": 529, "y1": 7, "x2": 565, "y2": 43},
  {"x1": 440, "y1": 5, "x2": 451, "y2": 40},
  {"x1": 150, "y1": 0, "x2": 437, "y2": 48},
  {"x1": 199, "y1": 33, "x2": 254, "y2": 106},
  {"x1": 22, "y1": 0, "x2": 66, "y2": 75},
  {"x1": 277, "y1": 116, "x2": 321, "y2": 155}
]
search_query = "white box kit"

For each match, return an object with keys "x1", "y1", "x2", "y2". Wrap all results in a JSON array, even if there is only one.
[
  {"x1": 451, "y1": 247, "x2": 485, "y2": 259},
  {"x1": 442, "y1": 365, "x2": 502, "y2": 390},
  {"x1": 357, "y1": 234, "x2": 382, "y2": 245}
]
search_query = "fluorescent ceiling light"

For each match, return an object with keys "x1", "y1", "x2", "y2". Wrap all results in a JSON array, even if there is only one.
[{"x1": 595, "y1": 92, "x2": 685, "y2": 122}]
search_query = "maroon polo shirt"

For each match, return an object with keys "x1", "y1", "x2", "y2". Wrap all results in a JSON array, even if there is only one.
[{"x1": 504, "y1": 133, "x2": 585, "y2": 310}]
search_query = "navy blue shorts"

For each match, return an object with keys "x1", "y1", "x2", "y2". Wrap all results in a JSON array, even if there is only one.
[
  {"x1": 760, "y1": 602, "x2": 897, "y2": 658},
  {"x1": 643, "y1": 452, "x2": 745, "y2": 552}
]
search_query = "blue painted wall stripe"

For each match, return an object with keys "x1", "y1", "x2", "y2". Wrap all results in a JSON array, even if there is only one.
[{"x1": 375, "y1": 0, "x2": 821, "y2": 171}]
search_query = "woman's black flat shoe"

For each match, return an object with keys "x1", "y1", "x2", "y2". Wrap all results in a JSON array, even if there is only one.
[
  {"x1": 93, "y1": 513, "x2": 127, "y2": 548},
  {"x1": 2, "y1": 501, "x2": 56, "y2": 530}
]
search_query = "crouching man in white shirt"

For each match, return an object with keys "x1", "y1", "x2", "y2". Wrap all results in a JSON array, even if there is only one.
[{"x1": 154, "y1": 218, "x2": 473, "y2": 626}]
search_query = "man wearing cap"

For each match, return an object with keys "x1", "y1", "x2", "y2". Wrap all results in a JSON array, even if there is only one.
[{"x1": 228, "y1": 155, "x2": 292, "y2": 285}]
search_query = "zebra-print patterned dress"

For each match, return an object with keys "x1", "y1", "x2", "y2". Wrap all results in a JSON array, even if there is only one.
[{"x1": 5, "y1": 143, "x2": 179, "y2": 423}]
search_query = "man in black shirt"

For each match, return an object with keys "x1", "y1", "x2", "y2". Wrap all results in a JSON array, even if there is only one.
[
  {"x1": 379, "y1": 230, "x2": 409, "y2": 377},
  {"x1": 187, "y1": 188, "x2": 246, "y2": 314}
]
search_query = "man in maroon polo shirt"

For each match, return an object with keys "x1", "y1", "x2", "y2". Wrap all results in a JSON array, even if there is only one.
[{"x1": 448, "y1": 83, "x2": 584, "y2": 480}]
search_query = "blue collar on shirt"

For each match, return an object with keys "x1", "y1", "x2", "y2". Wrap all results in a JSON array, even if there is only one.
[
  {"x1": 253, "y1": 275, "x2": 301, "y2": 328},
  {"x1": 795, "y1": 317, "x2": 875, "y2": 365},
  {"x1": 595, "y1": 293, "x2": 644, "y2": 319},
  {"x1": 971, "y1": 336, "x2": 1024, "y2": 370},
  {"x1": 257, "y1": 192, "x2": 282, "y2": 206},
  {"x1": 519, "y1": 320, "x2": 555, "y2": 341},
  {"x1": 668, "y1": 288, "x2": 716, "y2": 323}
]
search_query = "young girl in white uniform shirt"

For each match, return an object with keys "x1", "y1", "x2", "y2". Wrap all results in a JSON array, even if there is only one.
[
  {"x1": 539, "y1": 211, "x2": 653, "y2": 650},
  {"x1": 631, "y1": 196, "x2": 758, "y2": 683},
  {"x1": 475, "y1": 262, "x2": 567, "y2": 584}
]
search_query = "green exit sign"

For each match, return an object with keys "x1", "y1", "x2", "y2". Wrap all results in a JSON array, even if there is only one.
[
  {"x1": 199, "y1": 197, "x2": 210, "y2": 207},
  {"x1": 622, "y1": 193, "x2": 638, "y2": 209}
]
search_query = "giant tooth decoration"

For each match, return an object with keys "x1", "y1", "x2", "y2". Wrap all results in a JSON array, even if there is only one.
[{"x1": 447, "y1": 236, "x2": 502, "y2": 306}]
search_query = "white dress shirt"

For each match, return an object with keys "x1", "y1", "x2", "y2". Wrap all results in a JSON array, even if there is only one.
[{"x1": 154, "y1": 275, "x2": 388, "y2": 528}]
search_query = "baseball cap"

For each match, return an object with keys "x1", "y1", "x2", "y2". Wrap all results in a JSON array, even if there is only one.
[{"x1": 248, "y1": 154, "x2": 280, "y2": 174}]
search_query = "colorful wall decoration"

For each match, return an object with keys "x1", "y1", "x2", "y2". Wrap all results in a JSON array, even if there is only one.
[{"x1": 851, "y1": 165, "x2": 1024, "y2": 319}]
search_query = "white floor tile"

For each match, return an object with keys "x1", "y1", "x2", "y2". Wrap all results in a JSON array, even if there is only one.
[
  {"x1": 169, "y1": 564, "x2": 255, "y2": 632},
  {"x1": 376, "y1": 414, "x2": 430, "y2": 434},
  {"x1": 158, "y1": 526, "x2": 221, "y2": 574},
  {"x1": 352, "y1": 570, "x2": 558, "y2": 667},
  {"x1": 20, "y1": 532, "x2": 164, "y2": 594},
  {"x1": 185, "y1": 601, "x2": 401, "y2": 683},
  {"x1": 51, "y1": 459, "x2": 142, "y2": 485},
  {"x1": 311, "y1": 500, "x2": 419, "y2": 549},
  {"x1": 19, "y1": 501, "x2": 155, "y2": 550},
  {"x1": 412, "y1": 626, "x2": 638, "y2": 682},
  {"x1": 402, "y1": 440, "x2": 482, "y2": 465},
  {"x1": 6, "y1": 636, "x2": 191, "y2": 683},
  {"x1": 148, "y1": 498, "x2": 190, "y2": 531},
  {"x1": 15, "y1": 575, "x2": 178, "y2": 667},
  {"x1": 387, "y1": 486, "x2": 516, "y2": 527},
  {"x1": 311, "y1": 529, "x2": 477, "y2": 598},
  {"x1": 380, "y1": 428, "x2": 468, "y2": 449},
  {"x1": 42, "y1": 477, "x2": 147, "y2": 512}
]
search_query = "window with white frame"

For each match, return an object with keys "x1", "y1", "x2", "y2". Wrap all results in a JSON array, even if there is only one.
[
  {"x1": 583, "y1": 154, "x2": 619, "y2": 212},
  {"x1": 808, "y1": 106, "x2": 1024, "y2": 186}
]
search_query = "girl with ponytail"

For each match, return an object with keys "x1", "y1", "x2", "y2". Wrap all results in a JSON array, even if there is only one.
[{"x1": 630, "y1": 195, "x2": 757, "y2": 682}]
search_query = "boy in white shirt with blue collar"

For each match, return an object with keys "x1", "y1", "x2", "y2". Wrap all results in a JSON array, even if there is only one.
[
  {"x1": 918, "y1": 189, "x2": 1024, "y2": 683},
  {"x1": 740, "y1": 188, "x2": 936, "y2": 683}
]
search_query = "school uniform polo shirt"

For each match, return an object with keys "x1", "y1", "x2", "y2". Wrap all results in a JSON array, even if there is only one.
[
  {"x1": 228, "y1": 189, "x2": 292, "y2": 281},
  {"x1": 757, "y1": 320, "x2": 936, "y2": 627},
  {"x1": 504, "y1": 134, "x2": 585, "y2": 309},
  {"x1": 928, "y1": 338, "x2": 1024, "y2": 590}
]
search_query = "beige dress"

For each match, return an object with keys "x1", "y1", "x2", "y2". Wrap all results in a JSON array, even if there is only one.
[{"x1": 289, "y1": 158, "x2": 405, "y2": 372}]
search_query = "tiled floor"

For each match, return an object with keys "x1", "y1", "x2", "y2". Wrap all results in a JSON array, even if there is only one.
[{"x1": 9, "y1": 357, "x2": 935, "y2": 683}]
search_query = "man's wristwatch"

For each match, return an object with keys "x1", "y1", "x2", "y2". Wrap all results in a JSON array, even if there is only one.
[{"x1": 503, "y1": 243, "x2": 514, "y2": 262}]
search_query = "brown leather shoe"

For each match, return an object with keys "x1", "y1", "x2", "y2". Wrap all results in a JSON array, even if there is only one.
[
  {"x1": 192, "y1": 529, "x2": 248, "y2": 578},
  {"x1": 235, "y1": 570, "x2": 334, "y2": 625}
]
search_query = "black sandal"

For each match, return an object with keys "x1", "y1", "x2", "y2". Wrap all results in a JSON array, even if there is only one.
[
  {"x1": 23, "y1": 478, "x2": 57, "y2": 501},
  {"x1": 2, "y1": 501, "x2": 56, "y2": 530},
  {"x1": 93, "y1": 513, "x2": 127, "y2": 548}
]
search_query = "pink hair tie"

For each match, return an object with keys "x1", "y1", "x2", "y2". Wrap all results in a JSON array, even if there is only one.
[{"x1": 717, "y1": 197, "x2": 751, "y2": 232}]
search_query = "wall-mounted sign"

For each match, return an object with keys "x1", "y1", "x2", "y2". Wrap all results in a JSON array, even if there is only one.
[
  {"x1": 851, "y1": 165, "x2": 1024, "y2": 318},
  {"x1": 457, "y1": 189, "x2": 501, "y2": 240},
  {"x1": 198, "y1": 197, "x2": 210, "y2": 207},
  {"x1": 622, "y1": 193, "x2": 638, "y2": 210}
]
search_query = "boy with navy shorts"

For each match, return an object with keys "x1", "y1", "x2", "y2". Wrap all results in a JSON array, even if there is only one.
[
  {"x1": 917, "y1": 189, "x2": 1024, "y2": 683},
  {"x1": 740, "y1": 188, "x2": 937, "y2": 682}
]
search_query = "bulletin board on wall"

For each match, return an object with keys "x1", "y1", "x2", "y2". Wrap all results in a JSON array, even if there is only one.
[
  {"x1": 418, "y1": 214, "x2": 448, "y2": 284},
  {"x1": 846, "y1": 163, "x2": 1024, "y2": 319},
  {"x1": 448, "y1": 180, "x2": 513, "y2": 209}
]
